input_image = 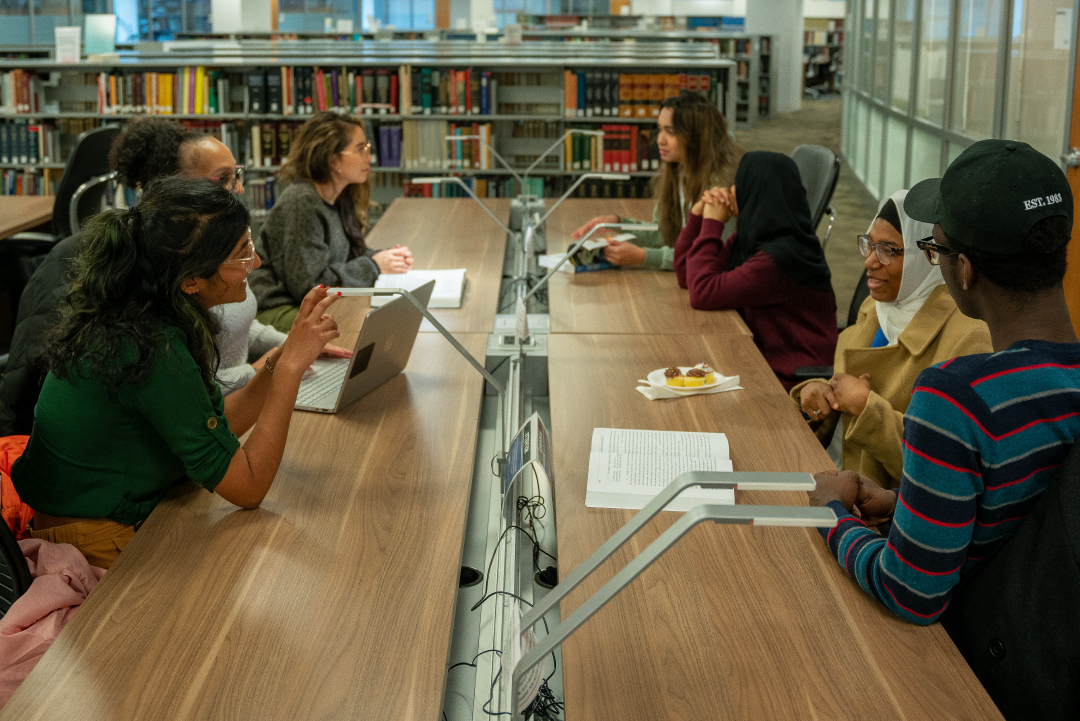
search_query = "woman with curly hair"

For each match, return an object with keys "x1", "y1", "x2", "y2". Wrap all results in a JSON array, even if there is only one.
[
  {"x1": 10, "y1": 178, "x2": 341, "y2": 569},
  {"x1": 569, "y1": 92, "x2": 744, "y2": 269},
  {"x1": 250, "y1": 111, "x2": 412, "y2": 332}
]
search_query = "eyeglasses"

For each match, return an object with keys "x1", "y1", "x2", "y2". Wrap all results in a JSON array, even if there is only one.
[
  {"x1": 222, "y1": 236, "x2": 256, "y2": 272},
  {"x1": 208, "y1": 165, "x2": 244, "y2": 190},
  {"x1": 915, "y1": 237, "x2": 962, "y2": 266},
  {"x1": 858, "y1": 234, "x2": 904, "y2": 265},
  {"x1": 341, "y1": 141, "x2": 373, "y2": 157}
]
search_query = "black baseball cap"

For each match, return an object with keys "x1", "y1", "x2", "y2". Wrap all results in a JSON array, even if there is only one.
[{"x1": 904, "y1": 139, "x2": 1073, "y2": 255}]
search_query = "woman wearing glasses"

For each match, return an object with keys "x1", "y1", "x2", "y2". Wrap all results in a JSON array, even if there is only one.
[
  {"x1": 790, "y1": 189, "x2": 991, "y2": 489},
  {"x1": 11, "y1": 178, "x2": 341, "y2": 568},
  {"x1": 0, "y1": 122, "x2": 288, "y2": 439},
  {"x1": 250, "y1": 111, "x2": 412, "y2": 333}
]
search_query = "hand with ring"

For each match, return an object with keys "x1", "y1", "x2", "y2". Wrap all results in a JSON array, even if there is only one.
[{"x1": 799, "y1": 380, "x2": 839, "y2": 422}]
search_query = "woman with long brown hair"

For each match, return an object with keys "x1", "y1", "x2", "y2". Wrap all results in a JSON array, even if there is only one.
[
  {"x1": 251, "y1": 111, "x2": 412, "y2": 332},
  {"x1": 570, "y1": 92, "x2": 744, "y2": 269}
]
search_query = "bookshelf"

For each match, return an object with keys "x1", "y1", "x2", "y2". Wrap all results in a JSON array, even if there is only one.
[
  {"x1": 802, "y1": 18, "x2": 843, "y2": 99},
  {"x1": 0, "y1": 40, "x2": 735, "y2": 205}
]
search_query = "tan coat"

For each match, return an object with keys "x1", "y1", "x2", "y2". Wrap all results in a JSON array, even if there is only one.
[{"x1": 789, "y1": 284, "x2": 992, "y2": 489}]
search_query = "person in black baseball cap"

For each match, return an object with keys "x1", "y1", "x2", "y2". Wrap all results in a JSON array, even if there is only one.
[{"x1": 807, "y1": 138, "x2": 1080, "y2": 657}]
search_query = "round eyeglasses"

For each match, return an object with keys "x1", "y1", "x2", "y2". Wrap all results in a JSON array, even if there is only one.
[
  {"x1": 858, "y1": 234, "x2": 904, "y2": 265},
  {"x1": 221, "y1": 237, "x2": 256, "y2": 272}
]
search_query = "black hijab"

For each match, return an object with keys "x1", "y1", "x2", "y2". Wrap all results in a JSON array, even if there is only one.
[{"x1": 729, "y1": 151, "x2": 833, "y2": 294}]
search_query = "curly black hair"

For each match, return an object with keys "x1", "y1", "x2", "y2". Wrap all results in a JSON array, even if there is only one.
[{"x1": 109, "y1": 117, "x2": 206, "y2": 189}]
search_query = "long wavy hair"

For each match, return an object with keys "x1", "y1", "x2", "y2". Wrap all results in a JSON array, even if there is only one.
[
  {"x1": 44, "y1": 177, "x2": 251, "y2": 395},
  {"x1": 280, "y1": 111, "x2": 371, "y2": 257},
  {"x1": 653, "y1": 93, "x2": 744, "y2": 247}
]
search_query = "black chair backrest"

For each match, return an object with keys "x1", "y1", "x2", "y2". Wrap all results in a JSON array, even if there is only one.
[
  {"x1": 941, "y1": 440, "x2": 1080, "y2": 720},
  {"x1": 51, "y1": 124, "x2": 121, "y2": 238},
  {"x1": 847, "y1": 268, "x2": 871, "y2": 328},
  {"x1": 0, "y1": 518, "x2": 31, "y2": 618},
  {"x1": 791, "y1": 144, "x2": 841, "y2": 231}
]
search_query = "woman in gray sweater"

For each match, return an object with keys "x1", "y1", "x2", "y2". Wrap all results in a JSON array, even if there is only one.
[{"x1": 251, "y1": 112, "x2": 412, "y2": 332}]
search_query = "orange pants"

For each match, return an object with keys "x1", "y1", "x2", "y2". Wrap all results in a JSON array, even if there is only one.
[{"x1": 31, "y1": 518, "x2": 135, "y2": 570}]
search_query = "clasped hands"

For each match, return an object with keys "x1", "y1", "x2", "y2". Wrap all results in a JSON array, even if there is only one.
[
  {"x1": 691, "y1": 185, "x2": 739, "y2": 223},
  {"x1": 809, "y1": 469, "x2": 897, "y2": 526},
  {"x1": 799, "y1": 372, "x2": 872, "y2": 420}
]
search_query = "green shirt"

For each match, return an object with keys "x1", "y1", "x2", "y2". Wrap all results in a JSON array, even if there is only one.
[{"x1": 12, "y1": 326, "x2": 240, "y2": 526}]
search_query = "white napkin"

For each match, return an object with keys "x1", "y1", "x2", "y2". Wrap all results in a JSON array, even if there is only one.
[{"x1": 635, "y1": 374, "x2": 743, "y2": 401}]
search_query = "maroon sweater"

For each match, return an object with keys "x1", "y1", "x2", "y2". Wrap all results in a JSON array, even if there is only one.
[{"x1": 675, "y1": 214, "x2": 838, "y2": 389}]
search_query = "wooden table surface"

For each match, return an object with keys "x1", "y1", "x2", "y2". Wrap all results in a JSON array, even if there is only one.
[
  {"x1": 0, "y1": 195, "x2": 54, "y2": 240},
  {"x1": 353, "y1": 197, "x2": 510, "y2": 334},
  {"x1": 544, "y1": 198, "x2": 748, "y2": 336},
  {"x1": 548, "y1": 333, "x2": 1002, "y2": 720},
  {"x1": 0, "y1": 332, "x2": 489, "y2": 721}
]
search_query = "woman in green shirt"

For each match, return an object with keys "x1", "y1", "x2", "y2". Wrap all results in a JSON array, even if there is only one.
[
  {"x1": 12, "y1": 177, "x2": 341, "y2": 569},
  {"x1": 571, "y1": 92, "x2": 745, "y2": 270}
]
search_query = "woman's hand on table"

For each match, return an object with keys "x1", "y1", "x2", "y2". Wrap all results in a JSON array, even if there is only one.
[
  {"x1": 603, "y1": 240, "x2": 647, "y2": 266},
  {"x1": 571, "y1": 214, "x2": 620, "y2": 240},
  {"x1": 373, "y1": 244, "x2": 413, "y2": 274},
  {"x1": 799, "y1": 380, "x2": 839, "y2": 420},
  {"x1": 829, "y1": 372, "x2": 872, "y2": 416},
  {"x1": 280, "y1": 286, "x2": 341, "y2": 373}
]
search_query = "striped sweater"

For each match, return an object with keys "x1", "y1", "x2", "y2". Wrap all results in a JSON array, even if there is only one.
[{"x1": 822, "y1": 340, "x2": 1080, "y2": 624}]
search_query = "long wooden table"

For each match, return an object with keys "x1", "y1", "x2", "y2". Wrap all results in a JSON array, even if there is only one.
[
  {"x1": 0, "y1": 197, "x2": 505, "y2": 720},
  {"x1": 544, "y1": 198, "x2": 749, "y2": 335},
  {"x1": 0, "y1": 195, "x2": 54, "y2": 240},
  {"x1": 548, "y1": 332, "x2": 1001, "y2": 720},
  {"x1": 352, "y1": 197, "x2": 511, "y2": 334}
]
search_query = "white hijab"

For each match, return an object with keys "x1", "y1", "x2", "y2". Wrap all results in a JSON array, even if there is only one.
[{"x1": 872, "y1": 189, "x2": 943, "y2": 346}]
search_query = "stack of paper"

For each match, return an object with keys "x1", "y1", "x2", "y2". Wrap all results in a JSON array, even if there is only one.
[
  {"x1": 585, "y1": 428, "x2": 735, "y2": 512},
  {"x1": 372, "y1": 268, "x2": 467, "y2": 308}
]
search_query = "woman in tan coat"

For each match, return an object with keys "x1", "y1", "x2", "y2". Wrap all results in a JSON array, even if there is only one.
[{"x1": 790, "y1": 189, "x2": 991, "y2": 489}]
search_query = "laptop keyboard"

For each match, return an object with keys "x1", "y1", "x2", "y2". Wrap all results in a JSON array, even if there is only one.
[{"x1": 295, "y1": 360, "x2": 349, "y2": 409}]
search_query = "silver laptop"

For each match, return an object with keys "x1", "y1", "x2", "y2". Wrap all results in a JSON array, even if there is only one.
[{"x1": 294, "y1": 280, "x2": 435, "y2": 413}]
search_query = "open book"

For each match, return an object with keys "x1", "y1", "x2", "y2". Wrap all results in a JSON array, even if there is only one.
[
  {"x1": 585, "y1": 428, "x2": 735, "y2": 512},
  {"x1": 372, "y1": 268, "x2": 467, "y2": 308}
]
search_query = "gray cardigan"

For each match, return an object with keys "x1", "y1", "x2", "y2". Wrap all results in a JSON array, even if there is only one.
[
  {"x1": 250, "y1": 180, "x2": 380, "y2": 309},
  {"x1": 212, "y1": 286, "x2": 288, "y2": 394}
]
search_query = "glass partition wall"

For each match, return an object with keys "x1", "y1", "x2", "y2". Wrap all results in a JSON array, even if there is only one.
[{"x1": 843, "y1": 0, "x2": 1077, "y2": 201}]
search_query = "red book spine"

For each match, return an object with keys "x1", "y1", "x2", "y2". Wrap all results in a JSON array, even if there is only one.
[
  {"x1": 629, "y1": 125, "x2": 638, "y2": 172},
  {"x1": 390, "y1": 73, "x2": 399, "y2": 113}
]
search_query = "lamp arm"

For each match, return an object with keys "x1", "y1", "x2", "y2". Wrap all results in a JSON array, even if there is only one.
[
  {"x1": 447, "y1": 134, "x2": 525, "y2": 189},
  {"x1": 411, "y1": 177, "x2": 513, "y2": 235},
  {"x1": 519, "y1": 470, "x2": 815, "y2": 631},
  {"x1": 510, "y1": 502, "x2": 837, "y2": 719}
]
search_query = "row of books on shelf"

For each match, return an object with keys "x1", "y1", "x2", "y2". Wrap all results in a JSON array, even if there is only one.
[
  {"x1": 0, "y1": 120, "x2": 61, "y2": 164},
  {"x1": 2, "y1": 65, "x2": 511, "y2": 118},
  {"x1": 566, "y1": 124, "x2": 660, "y2": 173},
  {"x1": 1, "y1": 169, "x2": 49, "y2": 195},
  {"x1": 803, "y1": 30, "x2": 843, "y2": 46},
  {"x1": 563, "y1": 71, "x2": 720, "y2": 119}
]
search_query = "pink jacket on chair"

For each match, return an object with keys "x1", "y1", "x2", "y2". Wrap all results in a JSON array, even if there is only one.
[{"x1": 0, "y1": 539, "x2": 106, "y2": 709}]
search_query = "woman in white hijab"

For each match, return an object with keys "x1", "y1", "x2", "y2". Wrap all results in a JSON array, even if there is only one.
[{"x1": 789, "y1": 189, "x2": 992, "y2": 489}]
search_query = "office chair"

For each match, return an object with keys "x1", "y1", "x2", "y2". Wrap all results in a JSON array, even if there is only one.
[
  {"x1": 1, "y1": 124, "x2": 120, "y2": 326},
  {"x1": 791, "y1": 144, "x2": 840, "y2": 249},
  {"x1": 0, "y1": 513, "x2": 31, "y2": 618},
  {"x1": 791, "y1": 268, "x2": 871, "y2": 382}
]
